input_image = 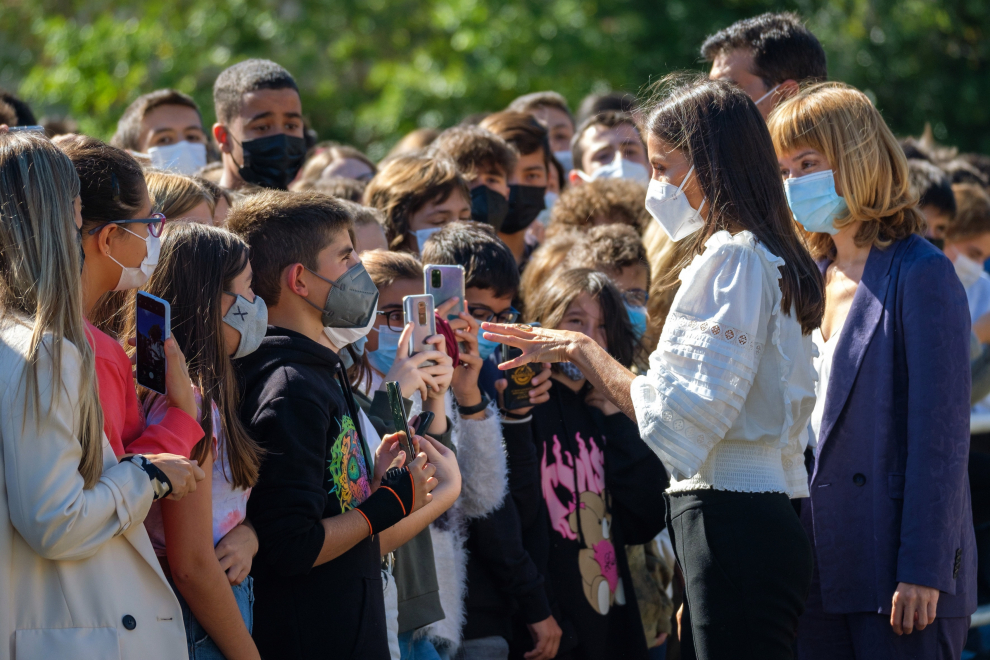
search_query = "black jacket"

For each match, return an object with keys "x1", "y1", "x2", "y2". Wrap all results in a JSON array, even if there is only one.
[{"x1": 239, "y1": 327, "x2": 388, "y2": 659}]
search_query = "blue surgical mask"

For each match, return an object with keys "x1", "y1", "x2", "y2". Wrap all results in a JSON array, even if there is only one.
[
  {"x1": 577, "y1": 156, "x2": 650, "y2": 187},
  {"x1": 477, "y1": 327, "x2": 500, "y2": 361},
  {"x1": 554, "y1": 150, "x2": 574, "y2": 174},
  {"x1": 536, "y1": 191, "x2": 558, "y2": 227},
  {"x1": 410, "y1": 227, "x2": 442, "y2": 254},
  {"x1": 624, "y1": 303, "x2": 647, "y2": 342},
  {"x1": 367, "y1": 325, "x2": 402, "y2": 375},
  {"x1": 783, "y1": 170, "x2": 847, "y2": 235}
]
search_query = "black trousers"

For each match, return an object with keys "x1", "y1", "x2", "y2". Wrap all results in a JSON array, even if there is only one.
[{"x1": 665, "y1": 489, "x2": 814, "y2": 660}]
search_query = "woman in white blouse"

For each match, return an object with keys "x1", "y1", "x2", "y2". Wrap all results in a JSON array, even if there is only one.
[{"x1": 483, "y1": 75, "x2": 826, "y2": 659}]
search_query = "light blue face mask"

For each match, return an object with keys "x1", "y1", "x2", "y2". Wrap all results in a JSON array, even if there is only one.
[
  {"x1": 367, "y1": 325, "x2": 402, "y2": 375},
  {"x1": 410, "y1": 227, "x2": 442, "y2": 254},
  {"x1": 477, "y1": 326, "x2": 501, "y2": 361},
  {"x1": 783, "y1": 170, "x2": 847, "y2": 235},
  {"x1": 624, "y1": 303, "x2": 648, "y2": 342}
]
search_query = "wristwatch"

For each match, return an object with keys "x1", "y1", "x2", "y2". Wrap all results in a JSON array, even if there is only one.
[{"x1": 457, "y1": 393, "x2": 491, "y2": 416}]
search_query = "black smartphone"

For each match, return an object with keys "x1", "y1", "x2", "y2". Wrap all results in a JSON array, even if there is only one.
[
  {"x1": 413, "y1": 411, "x2": 435, "y2": 437},
  {"x1": 385, "y1": 381, "x2": 416, "y2": 465},
  {"x1": 136, "y1": 291, "x2": 171, "y2": 395},
  {"x1": 501, "y1": 344, "x2": 537, "y2": 410}
]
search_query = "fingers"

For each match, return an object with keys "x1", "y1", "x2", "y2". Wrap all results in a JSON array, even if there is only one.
[
  {"x1": 424, "y1": 334, "x2": 448, "y2": 355},
  {"x1": 481, "y1": 322, "x2": 536, "y2": 339},
  {"x1": 435, "y1": 296, "x2": 460, "y2": 319},
  {"x1": 191, "y1": 460, "x2": 206, "y2": 481},
  {"x1": 217, "y1": 552, "x2": 236, "y2": 573},
  {"x1": 388, "y1": 452, "x2": 406, "y2": 471},
  {"x1": 891, "y1": 595, "x2": 907, "y2": 635},
  {"x1": 456, "y1": 352, "x2": 483, "y2": 369}
]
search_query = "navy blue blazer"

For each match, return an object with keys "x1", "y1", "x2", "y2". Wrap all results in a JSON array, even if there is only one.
[{"x1": 805, "y1": 234, "x2": 977, "y2": 617}]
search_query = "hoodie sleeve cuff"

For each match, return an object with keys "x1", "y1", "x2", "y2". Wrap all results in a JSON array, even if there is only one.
[{"x1": 516, "y1": 586, "x2": 552, "y2": 624}]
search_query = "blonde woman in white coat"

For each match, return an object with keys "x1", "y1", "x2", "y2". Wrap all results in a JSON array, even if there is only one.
[{"x1": 0, "y1": 131, "x2": 204, "y2": 660}]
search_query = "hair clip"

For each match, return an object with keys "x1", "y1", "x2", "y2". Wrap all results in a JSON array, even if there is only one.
[{"x1": 111, "y1": 172, "x2": 121, "y2": 203}]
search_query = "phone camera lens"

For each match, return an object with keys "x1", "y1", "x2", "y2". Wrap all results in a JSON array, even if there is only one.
[{"x1": 432, "y1": 270, "x2": 442, "y2": 288}]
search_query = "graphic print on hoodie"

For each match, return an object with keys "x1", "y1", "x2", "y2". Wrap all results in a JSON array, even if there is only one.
[{"x1": 329, "y1": 414, "x2": 372, "y2": 511}]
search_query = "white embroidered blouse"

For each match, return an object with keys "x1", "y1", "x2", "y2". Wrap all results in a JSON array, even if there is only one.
[{"x1": 630, "y1": 230, "x2": 816, "y2": 498}]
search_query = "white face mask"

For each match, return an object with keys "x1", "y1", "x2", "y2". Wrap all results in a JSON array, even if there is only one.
[
  {"x1": 107, "y1": 226, "x2": 160, "y2": 291},
  {"x1": 954, "y1": 253, "x2": 985, "y2": 289},
  {"x1": 410, "y1": 226, "x2": 442, "y2": 255},
  {"x1": 753, "y1": 84, "x2": 780, "y2": 107},
  {"x1": 644, "y1": 165, "x2": 706, "y2": 242},
  {"x1": 576, "y1": 155, "x2": 651, "y2": 187},
  {"x1": 223, "y1": 293, "x2": 268, "y2": 359},
  {"x1": 324, "y1": 307, "x2": 377, "y2": 350},
  {"x1": 147, "y1": 141, "x2": 207, "y2": 175}
]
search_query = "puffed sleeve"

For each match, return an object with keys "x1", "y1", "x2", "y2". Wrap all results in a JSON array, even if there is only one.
[
  {"x1": 3, "y1": 338, "x2": 154, "y2": 561},
  {"x1": 630, "y1": 239, "x2": 769, "y2": 480}
]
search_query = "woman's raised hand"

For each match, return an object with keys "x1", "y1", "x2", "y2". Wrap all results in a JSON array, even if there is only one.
[{"x1": 481, "y1": 323, "x2": 584, "y2": 370}]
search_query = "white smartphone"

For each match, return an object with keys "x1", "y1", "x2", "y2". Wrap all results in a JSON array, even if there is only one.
[{"x1": 403, "y1": 294, "x2": 437, "y2": 366}]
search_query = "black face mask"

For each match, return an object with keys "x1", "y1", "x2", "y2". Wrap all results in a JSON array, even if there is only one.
[
  {"x1": 236, "y1": 133, "x2": 307, "y2": 190},
  {"x1": 502, "y1": 185, "x2": 546, "y2": 234},
  {"x1": 470, "y1": 185, "x2": 509, "y2": 232}
]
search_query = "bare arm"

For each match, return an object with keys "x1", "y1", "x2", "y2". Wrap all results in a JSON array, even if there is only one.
[
  {"x1": 163, "y1": 452, "x2": 260, "y2": 660},
  {"x1": 481, "y1": 324, "x2": 639, "y2": 421}
]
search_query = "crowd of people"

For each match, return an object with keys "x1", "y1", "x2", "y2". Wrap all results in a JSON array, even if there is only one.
[{"x1": 0, "y1": 9, "x2": 988, "y2": 660}]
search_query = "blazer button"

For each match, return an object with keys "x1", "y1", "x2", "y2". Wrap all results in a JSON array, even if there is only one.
[
  {"x1": 122, "y1": 614, "x2": 136, "y2": 631},
  {"x1": 853, "y1": 473, "x2": 866, "y2": 487}
]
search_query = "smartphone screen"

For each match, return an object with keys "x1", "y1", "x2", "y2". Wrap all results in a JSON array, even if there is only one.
[
  {"x1": 136, "y1": 292, "x2": 170, "y2": 395},
  {"x1": 425, "y1": 265, "x2": 465, "y2": 320},
  {"x1": 385, "y1": 381, "x2": 416, "y2": 465}
]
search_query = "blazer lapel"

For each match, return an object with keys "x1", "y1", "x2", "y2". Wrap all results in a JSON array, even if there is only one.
[{"x1": 815, "y1": 244, "x2": 896, "y2": 463}]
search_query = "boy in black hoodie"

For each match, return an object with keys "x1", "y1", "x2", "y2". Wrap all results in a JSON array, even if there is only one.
[{"x1": 227, "y1": 191, "x2": 439, "y2": 659}]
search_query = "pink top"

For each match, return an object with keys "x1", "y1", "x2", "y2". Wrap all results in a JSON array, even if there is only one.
[
  {"x1": 143, "y1": 392, "x2": 250, "y2": 555},
  {"x1": 86, "y1": 319, "x2": 203, "y2": 458}
]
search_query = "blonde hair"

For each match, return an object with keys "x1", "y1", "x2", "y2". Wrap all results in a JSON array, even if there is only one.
[
  {"x1": 146, "y1": 170, "x2": 216, "y2": 223},
  {"x1": 768, "y1": 82, "x2": 925, "y2": 259},
  {"x1": 520, "y1": 231, "x2": 585, "y2": 305},
  {"x1": 0, "y1": 133, "x2": 105, "y2": 487}
]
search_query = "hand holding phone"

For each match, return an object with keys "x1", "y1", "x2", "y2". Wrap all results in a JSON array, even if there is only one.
[
  {"x1": 136, "y1": 292, "x2": 171, "y2": 395},
  {"x1": 403, "y1": 294, "x2": 437, "y2": 366},
  {"x1": 386, "y1": 381, "x2": 416, "y2": 465},
  {"x1": 413, "y1": 411, "x2": 435, "y2": 438}
]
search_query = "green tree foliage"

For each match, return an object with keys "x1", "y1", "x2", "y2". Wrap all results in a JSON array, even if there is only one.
[{"x1": 0, "y1": 0, "x2": 986, "y2": 156}]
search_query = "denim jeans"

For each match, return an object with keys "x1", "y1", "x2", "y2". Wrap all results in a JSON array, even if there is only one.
[
  {"x1": 169, "y1": 576, "x2": 254, "y2": 660},
  {"x1": 398, "y1": 630, "x2": 443, "y2": 660},
  {"x1": 452, "y1": 636, "x2": 509, "y2": 660}
]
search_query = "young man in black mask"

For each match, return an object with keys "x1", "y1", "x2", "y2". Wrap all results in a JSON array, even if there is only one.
[
  {"x1": 480, "y1": 111, "x2": 551, "y2": 266},
  {"x1": 212, "y1": 59, "x2": 307, "y2": 191}
]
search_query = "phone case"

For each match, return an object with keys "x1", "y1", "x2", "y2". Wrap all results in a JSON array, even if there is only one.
[
  {"x1": 385, "y1": 381, "x2": 415, "y2": 464},
  {"x1": 501, "y1": 345, "x2": 537, "y2": 410},
  {"x1": 135, "y1": 291, "x2": 171, "y2": 395},
  {"x1": 424, "y1": 264, "x2": 466, "y2": 320},
  {"x1": 403, "y1": 294, "x2": 437, "y2": 365}
]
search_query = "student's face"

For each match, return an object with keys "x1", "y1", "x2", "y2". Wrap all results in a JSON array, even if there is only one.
[
  {"x1": 577, "y1": 123, "x2": 647, "y2": 175},
  {"x1": 531, "y1": 105, "x2": 575, "y2": 155},
  {"x1": 647, "y1": 135, "x2": 706, "y2": 216},
  {"x1": 470, "y1": 164, "x2": 510, "y2": 199},
  {"x1": 300, "y1": 229, "x2": 359, "y2": 317},
  {"x1": 777, "y1": 147, "x2": 843, "y2": 195},
  {"x1": 138, "y1": 104, "x2": 207, "y2": 153},
  {"x1": 366, "y1": 277, "x2": 423, "y2": 352},
  {"x1": 171, "y1": 201, "x2": 214, "y2": 225},
  {"x1": 920, "y1": 205, "x2": 951, "y2": 240},
  {"x1": 354, "y1": 222, "x2": 389, "y2": 255},
  {"x1": 216, "y1": 88, "x2": 304, "y2": 163},
  {"x1": 221, "y1": 261, "x2": 258, "y2": 356},
  {"x1": 946, "y1": 235, "x2": 990, "y2": 266},
  {"x1": 509, "y1": 148, "x2": 548, "y2": 188},
  {"x1": 465, "y1": 287, "x2": 516, "y2": 324},
  {"x1": 710, "y1": 49, "x2": 775, "y2": 119},
  {"x1": 546, "y1": 161, "x2": 561, "y2": 195},
  {"x1": 556, "y1": 292, "x2": 608, "y2": 351},
  {"x1": 408, "y1": 190, "x2": 472, "y2": 232},
  {"x1": 611, "y1": 264, "x2": 649, "y2": 301},
  {"x1": 97, "y1": 185, "x2": 155, "y2": 271},
  {"x1": 321, "y1": 157, "x2": 375, "y2": 183}
]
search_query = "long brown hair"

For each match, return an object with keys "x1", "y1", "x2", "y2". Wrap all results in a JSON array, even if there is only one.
[
  {"x1": 128, "y1": 223, "x2": 262, "y2": 488},
  {"x1": 524, "y1": 268, "x2": 635, "y2": 369},
  {"x1": 642, "y1": 73, "x2": 825, "y2": 335},
  {"x1": 768, "y1": 82, "x2": 927, "y2": 260},
  {"x1": 0, "y1": 132, "x2": 106, "y2": 488}
]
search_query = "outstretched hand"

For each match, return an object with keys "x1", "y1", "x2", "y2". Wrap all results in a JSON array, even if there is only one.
[{"x1": 481, "y1": 322, "x2": 584, "y2": 370}]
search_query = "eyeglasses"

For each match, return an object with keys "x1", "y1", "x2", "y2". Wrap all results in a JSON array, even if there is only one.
[
  {"x1": 377, "y1": 309, "x2": 407, "y2": 332},
  {"x1": 622, "y1": 288, "x2": 649, "y2": 308},
  {"x1": 468, "y1": 305, "x2": 520, "y2": 324},
  {"x1": 88, "y1": 213, "x2": 166, "y2": 237}
]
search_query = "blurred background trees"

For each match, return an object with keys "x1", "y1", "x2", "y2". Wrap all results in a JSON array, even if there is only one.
[{"x1": 1, "y1": 0, "x2": 986, "y2": 158}]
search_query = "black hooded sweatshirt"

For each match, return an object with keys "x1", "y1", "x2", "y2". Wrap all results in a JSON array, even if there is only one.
[{"x1": 238, "y1": 327, "x2": 388, "y2": 659}]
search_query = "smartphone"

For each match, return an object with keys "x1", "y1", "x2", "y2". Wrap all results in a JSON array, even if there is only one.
[
  {"x1": 135, "y1": 291, "x2": 171, "y2": 395},
  {"x1": 385, "y1": 381, "x2": 416, "y2": 465},
  {"x1": 501, "y1": 344, "x2": 538, "y2": 410},
  {"x1": 8, "y1": 125, "x2": 45, "y2": 134},
  {"x1": 403, "y1": 294, "x2": 437, "y2": 366},
  {"x1": 413, "y1": 411, "x2": 435, "y2": 438},
  {"x1": 424, "y1": 265, "x2": 466, "y2": 320}
]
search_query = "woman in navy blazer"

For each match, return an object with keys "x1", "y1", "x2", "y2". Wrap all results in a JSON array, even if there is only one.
[{"x1": 769, "y1": 83, "x2": 977, "y2": 659}]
